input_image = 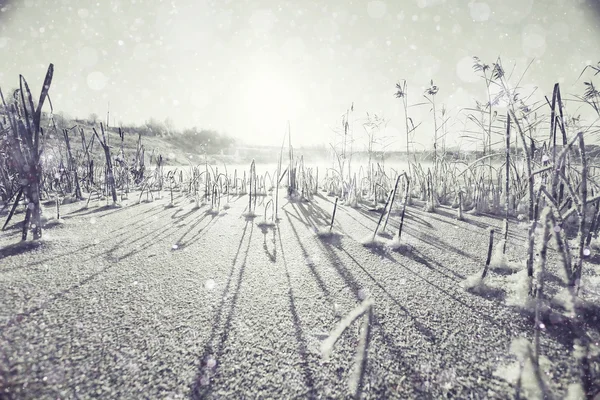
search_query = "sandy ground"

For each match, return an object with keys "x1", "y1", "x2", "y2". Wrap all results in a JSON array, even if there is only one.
[{"x1": 0, "y1": 189, "x2": 598, "y2": 399}]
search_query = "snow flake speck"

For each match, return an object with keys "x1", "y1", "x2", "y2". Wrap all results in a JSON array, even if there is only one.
[
  {"x1": 469, "y1": 2, "x2": 491, "y2": 22},
  {"x1": 205, "y1": 279, "x2": 216, "y2": 290},
  {"x1": 206, "y1": 356, "x2": 217, "y2": 369}
]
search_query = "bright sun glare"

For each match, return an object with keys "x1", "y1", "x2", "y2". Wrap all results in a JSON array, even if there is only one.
[{"x1": 242, "y1": 70, "x2": 302, "y2": 139}]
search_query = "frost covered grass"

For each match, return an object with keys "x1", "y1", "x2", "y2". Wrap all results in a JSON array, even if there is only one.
[
  {"x1": 489, "y1": 240, "x2": 521, "y2": 274},
  {"x1": 386, "y1": 234, "x2": 413, "y2": 253},
  {"x1": 461, "y1": 228, "x2": 504, "y2": 299},
  {"x1": 494, "y1": 338, "x2": 553, "y2": 400},
  {"x1": 552, "y1": 284, "x2": 600, "y2": 322},
  {"x1": 3, "y1": 57, "x2": 600, "y2": 398},
  {"x1": 360, "y1": 234, "x2": 387, "y2": 248},
  {"x1": 461, "y1": 273, "x2": 504, "y2": 299},
  {"x1": 505, "y1": 269, "x2": 536, "y2": 310},
  {"x1": 321, "y1": 298, "x2": 374, "y2": 398},
  {"x1": 316, "y1": 226, "x2": 343, "y2": 240},
  {"x1": 256, "y1": 219, "x2": 276, "y2": 230},
  {"x1": 41, "y1": 216, "x2": 66, "y2": 230},
  {"x1": 242, "y1": 210, "x2": 258, "y2": 219},
  {"x1": 205, "y1": 208, "x2": 220, "y2": 216}
]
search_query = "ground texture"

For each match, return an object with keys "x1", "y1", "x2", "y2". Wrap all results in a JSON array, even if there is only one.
[{"x1": 0, "y1": 190, "x2": 598, "y2": 399}]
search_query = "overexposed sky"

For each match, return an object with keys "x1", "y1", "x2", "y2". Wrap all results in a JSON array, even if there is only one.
[{"x1": 1, "y1": 0, "x2": 600, "y2": 150}]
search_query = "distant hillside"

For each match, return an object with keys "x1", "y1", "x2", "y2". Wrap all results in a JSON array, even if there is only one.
[{"x1": 40, "y1": 114, "x2": 236, "y2": 166}]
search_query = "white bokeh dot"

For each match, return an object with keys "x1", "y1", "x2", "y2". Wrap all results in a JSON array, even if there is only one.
[
  {"x1": 206, "y1": 356, "x2": 217, "y2": 369},
  {"x1": 492, "y1": 0, "x2": 534, "y2": 24},
  {"x1": 469, "y1": 2, "x2": 491, "y2": 22},
  {"x1": 205, "y1": 279, "x2": 216, "y2": 290},
  {"x1": 367, "y1": 1, "x2": 387, "y2": 19},
  {"x1": 417, "y1": 0, "x2": 439, "y2": 8},
  {"x1": 522, "y1": 24, "x2": 546, "y2": 57},
  {"x1": 87, "y1": 71, "x2": 108, "y2": 91},
  {"x1": 420, "y1": 54, "x2": 441, "y2": 78}
]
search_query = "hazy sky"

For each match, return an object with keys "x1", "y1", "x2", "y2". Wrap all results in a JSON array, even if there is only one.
[{"x1": 1, "y1": 0, "x2": 600, "y2": 150}]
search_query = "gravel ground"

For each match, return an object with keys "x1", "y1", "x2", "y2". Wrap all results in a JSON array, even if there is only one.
[{"x1": 0, "y1": 191, "x2": 598, "y2": 399}]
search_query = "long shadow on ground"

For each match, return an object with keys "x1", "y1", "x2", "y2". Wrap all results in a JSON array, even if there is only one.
[
  {"x1": 287, "y1": 203, "x2": 432, "y2": 397},
  {"x1": 277, "y1": 226, "x2": 317, "y2": 398},
  {"x1": 284, "y1": 212, "x2": 332, "y2": 301},
  {"x1": 190, "y1": 221, "x2": 253, "y2": 399}
]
